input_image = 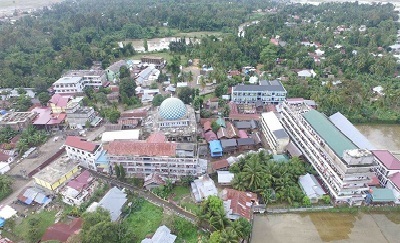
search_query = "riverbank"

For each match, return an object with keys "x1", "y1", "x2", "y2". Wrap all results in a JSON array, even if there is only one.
[{"x1": 252, "y1": 212, "x2": 400, "y2": 243}]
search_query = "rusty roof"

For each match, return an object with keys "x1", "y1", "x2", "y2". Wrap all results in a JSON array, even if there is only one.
[
  {"x1": 211, "y1": 159, "x2": 229, "y2": 171},
  {"x1": 107, "y1": 140, "x2": 176, "y2": 157},
  {"x1": 221, "y1": 189, "x2": 257, "y2": 220},
  {"x1": 65, "y1": 136, "x2": 98, "y2": 152}
]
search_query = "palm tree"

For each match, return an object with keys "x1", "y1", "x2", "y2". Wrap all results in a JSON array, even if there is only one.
[
  {"x1": 209, "y1": 207, "x2": 230, "y2": 231},
  {"x1": 220, "y1": 227, "x2": 239, "y2": 243},
  {"x1": 231, "y1": 218, "x2": 252, "y2": 242},
  {"x1": 232, "y1": 173, "x2": 247, "y2": 191},
  {"x1": 241, "y1": 158, "x2": 267, "y2": 192}
]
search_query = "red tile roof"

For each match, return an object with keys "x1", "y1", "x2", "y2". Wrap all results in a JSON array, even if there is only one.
[
  {"x1": 65, "y1": 136, "x2": 98, "y2": 152},
  {"x1": 49, "y1": 93, "x2": 71, "y2": 107},
  {"x1": 41, "y1": 218, "x2": 83, "y2": 242},
  {"x1": 211, "y1": 159, "x2": 229, "y2": 171},
  {"x1": 221, "y1": 189, "x2": 257, "y2": 220},
  {"x1": 0, "y1": 152, "x2": 11, "y2": 162},
  {"x1": 67, "y1": 170, "x2": 92, "y2": 191},
  {"x1": 368, "y1": 175, "x2": 380, "y2": 186},
  {"x1": 203, "y1": 121, "x2": 212, "y2": 131},
  {"x1": 390, "y1": 172, "x2": 400, "y2": 189},
  {"x1": 107, "y1": 140, "x2": 176, "y2": 157},
  {"x1": 0, "y1": 237, "x2": 13, "y2": 243},
  {"x1": 146, "y1": 133, "x2": 166, "y2": 143},
  {"x1": 372, "y1": 150, "x2": 400, "y2": 170},
  {"x1": 226, "y1": 121, "x2": 239, "y2": 138},
  {"x1": 204, "y1": 131, "x2": 218, "y2": 142},
  {"x1": 143, "y1": 173, "x2": 166, "y2": 187}
]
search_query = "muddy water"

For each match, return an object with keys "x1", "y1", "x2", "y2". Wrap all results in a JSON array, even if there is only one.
[{"x1": 356, "y1": 124, "x2": 400, "y2": 158}]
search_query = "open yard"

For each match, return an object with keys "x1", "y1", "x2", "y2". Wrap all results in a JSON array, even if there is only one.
[
  {"x1": 251, "y1": 212, "x2": 400, "y2": 243},
  {"x1": 11, "y1": 210, "x2": 57, "y2": 242}
]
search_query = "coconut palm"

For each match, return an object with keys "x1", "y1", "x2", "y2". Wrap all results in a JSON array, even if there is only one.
[
  {"x1": 220, "y1": 227, "x2": 239, "y2": 243},
  {"x1": 241, "y1": 158, "x2": 267, "y2": 192},
  {"x1": 209, "y1": 207, "x2": 230, "y2": 231}
]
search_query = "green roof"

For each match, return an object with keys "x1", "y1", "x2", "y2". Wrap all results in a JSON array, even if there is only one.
[
  {"x1": 216, "y1": 116, "x2": 226, "y2": 128},
  {"x1": 372, "y1": 188, "x2": 396, "y2": 202},
  {"x1": 303, "y1": 110, "x2": 357, "y2": 157},
  {"x1": 273, "y1": 154, "x2": 289, "y2": 162}
]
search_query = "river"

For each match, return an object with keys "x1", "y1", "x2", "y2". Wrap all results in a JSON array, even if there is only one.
[{"x1": 355, "y1": 124, "x2": 400, "y2": 154}]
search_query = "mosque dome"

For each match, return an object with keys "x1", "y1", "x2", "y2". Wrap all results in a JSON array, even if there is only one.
[{"x1": 158, "y1": 98, "x2": 187, "y2": 120}]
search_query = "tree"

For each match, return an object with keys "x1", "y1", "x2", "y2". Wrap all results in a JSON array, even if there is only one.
[
  {"x1": 152, "y1": 94, "x2": 166, "y2": 106},
  {"x1": 211, "y1": 121, "x2": 220, "y2": 134},
  {"x1": 177, "y1": 87, "x2": 193, "y2": 104},
  {"x1": 119, "y1": 77, "x2": 137, "y2": 98},
  {"x1": 193, "y1": 96, "x2": 203, "y2": 110},
  {"x1": 143, "y1": 38, "x2": 148, "y2": 51},
  {"x1": 232, "y1": 217, "x2": 252, "y2": 241},
  {"x1": 114, "y1": 164, "x2": 121, "y2": 179},
  {"x1": 168, "y1": 55, "x2": 181, "y2": 81},
  {"x1": 119, "y1": 66, "x2": 130, "y2": 79},
  {"x1": 209, "y1": 230, "x2": 222, "y2": 243},
  {"x1": 85, "y1": 120, "x2": 92, "y2": 129},
  {"x1": 260, "y1": 45, "x2": 277, "y2": 70},
  {"x1": 37, "y1": 92, "x2": 51, "y2": 106},
  {"x1": 82, "y1": 221, "x2": 118, "y2": 243},
  {"x1": 26, "y1": 217, "x2": 40, "y2": 243},
  {"x1": 95, "y1": 92, "x2": 108, "y2": 104},
  {"x1": 209, "y1": 207, "x2": 230, "y2": 230},
  {"x1": 220, "y1": 227, "x2": 239, "y2": 243},
  {"x1": 119, "y1": 165, "x2": 126, "y2": 180},
  {"x1": 302, "y1": 196, "x2": 311, "y2": 206}
]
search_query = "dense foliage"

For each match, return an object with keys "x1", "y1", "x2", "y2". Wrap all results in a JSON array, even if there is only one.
[
  {"x1": 0, "y1": 175, "x2": 12, "y2": 202},
  {"x1": 230, "y1": 151, "x2": 314, "y2": 204}
]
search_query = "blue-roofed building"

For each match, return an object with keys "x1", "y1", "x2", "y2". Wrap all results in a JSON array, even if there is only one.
[
  {"x1": 279, "y1": 101, "x2": 375, "y2": 205},
  {"x1": 95, "y1": 150, "x2": 110, "y2": 173},
  {"x1": 209, "y1": 140, "x2": 223, "y2": 157},
  {"x1": 87, "y1": 187, "x2": 127, "y2": 222}
]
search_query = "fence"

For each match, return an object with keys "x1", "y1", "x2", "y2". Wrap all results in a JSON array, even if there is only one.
[{"x1": 266, "y1": 205, "x2": 334, "y2": 214}]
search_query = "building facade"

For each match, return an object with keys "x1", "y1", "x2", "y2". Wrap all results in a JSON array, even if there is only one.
[
  {"x1": 66, "y1": 98, "x2": 96, "y2": 129},
  {"x1": 53, "y1": 77, "x2": 84, "y2": 94},
  {"x1": 231, "y1": 80, "x2": 286, "y2": 104},
  {"x1": 63, "y1": 70, "x2": 107, "y2": 89},
  {"x1": 106, "y1": 134, "x2": 205, "y2": 179},
  {"x1": 279, "y1": 101, "x2": 375, "y2": 204},
  {"x1": 0, "y1": 112, "x2": 37, "y2": 132},
  {"x1": 64, "y1": 136, "x2": 103, "y2": 170},
  {"x1": 260, "y1": 112, "x2": 289, "y2": 154}
]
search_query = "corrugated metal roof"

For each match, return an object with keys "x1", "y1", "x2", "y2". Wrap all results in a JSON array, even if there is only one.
[
  {"x1": 329, "y1": 112, "x2": 375, "y2": 150},
  {"x1": 303, "y1": 110, "x2": 357, "y2": 157}
]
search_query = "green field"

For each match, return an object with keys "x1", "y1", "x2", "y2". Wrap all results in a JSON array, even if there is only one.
[
  {"x1": 0, "y1": 0, "x2": 62, "y2": 10},
  {"x1": 13, "y1": 210, "x2": 57, "y2": 242}
]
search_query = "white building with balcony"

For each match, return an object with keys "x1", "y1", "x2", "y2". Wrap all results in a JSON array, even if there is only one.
[
  {"x1": 53, "y1": 70, "x2": 107, "y2": 94},
  {"x1": 231, "y1": 80, "x2": 286, "y2": 105},
  {"x1": 64, "y1": 136, "x2": 103, "y2": 170},
  {"x1": 53, "y1": 77, "x2": 84, "y2": 94},
  {"x1": 106, "y1": 133, "x2": 206, "y2": 180},
  {"x1": 260, "y1": 112, "x2": 289, "y2": 154},
  {"x1": 278, "y1": 101, "x2": 375, "y2": 205}
]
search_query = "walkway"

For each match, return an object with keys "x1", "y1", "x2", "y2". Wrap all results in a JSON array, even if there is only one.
[{"x1": 89, "y1": 170, "x2": 198, "y2": 224}]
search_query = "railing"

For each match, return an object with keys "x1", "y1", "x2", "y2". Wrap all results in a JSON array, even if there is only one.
[{"x1": 266, "y1": 205, "x2": 334, "y2": 213}]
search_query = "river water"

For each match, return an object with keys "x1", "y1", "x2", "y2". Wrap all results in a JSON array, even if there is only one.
[{"x1": 355, "y1": 124, "x2": 400, "y2": 152}]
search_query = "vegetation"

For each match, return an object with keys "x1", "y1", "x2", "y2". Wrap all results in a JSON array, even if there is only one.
[
  {"x1": 0, "y1": 126, "x2": 18, "y2": 144},
  {"x1": 16, "y1": 125, "x2": 48, "y2": 154},
  {"x1": 14, "y1": 211, "x2": 56, "y2": 243},
  {"x1": 0, "y1": 175, "x2": 12, "y2": 202},
  {"x1": 230, "y1": 151, "x2": 314, "y2": 204}
]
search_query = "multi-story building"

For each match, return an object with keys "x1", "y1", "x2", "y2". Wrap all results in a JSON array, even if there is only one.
[
  {"x1": 63, "y1": 70, "x2": 107, "y2": 89},
  {"x1": 53, "y1": 77, "x2": 85, "y2": 94},
  {"x1": 260, "y1": 112, "x2": 289, "y2": 154},
  {"x1": 64, "y1": 136, "x2": 103, "y2": 170},
  {"x1": 61, "y1": 170, "x2": 97, "y2": 206},
  {"x1": 0, "y1": 111, "x2": 37, "y2": 132},
  {"x1": 65, "y1": 98, "x2": 98, "y2": 129},
  {"x1": 231, "y1": 80, "x2": 286, "y2": 105},
  {"x1": 53, "y1": 70, "x2": 107, "y2": 94},
  {"x1": 279, "y1": 101, "x2": 375, "y2": 204},
  {"x1": 106, "y1": 133, "x2": 206, "y2": 179},
  {"x1": 141, "y1": 56, "x2": 165, "y2": 69},
  {"x1": 371, "y1": 150, "x2": 400, "y2": 185}
]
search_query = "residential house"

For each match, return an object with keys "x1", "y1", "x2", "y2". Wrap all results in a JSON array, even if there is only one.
[
  {"x1": 61, "y1": 170, "x2": 96, "y2": 206},
  {"x1": 231, "y1": 80, "x2": 287, "y2": 105},
  {"x1": 48, "y1": 94, "x2": 71, "y2": 113},
  {"x1": 385, "y1": 172, "x2": 400, "y2": 204},
  {"x1": 299, "y1": 173, "x2": 326, "y2": 203},
  {"x1": 0, "y1": 111, "x2": 37, "y2": 132},
  {"x1": 220, "y1": 139, "x2": 237, "y2": 153},
  {"x1": 107, "y1": 133, "x2": 206, "y2": 179},
  {"x1": 220, "y1": 189, "x2": 258, "y2": 221},
  {"x1": 106, "y1": 60, "x2": 127, "y2": 83},
  {"x1": 278, "y1": 101, "x2": 375, "y2": 204},
  {"x1": 66, "y1": 97, "x2": 101, "y2": 129},
  {"x1": 63, "y1": 70, "x2": 107, "y2": 90},
  {"x1": 141, "y1": 225, "x2": 176, "y2": 243},
  {"x1": 371, "y1": 150, "x2": 400, "y2": 187},
  {"x1": 31, "y1": 107, "x2": 66, "y2": 131},
  {"x1": 191, "y1": 175, "x2": 218, "y2": 202},
  {"x1": 143, "y1": 173, "x2": 166, "y2": 190},
  {"x1": 260, "y1": 112, "x2": 289, "y2": 154},
  {"x1": 64, "y1": 136, "x2": 103, "y2": 170},
  {"x1": 41, "y1": 218, "x2": 83, "y2": 243},
  {"x1": 217, "y1": 171, "x2": 235, "y2": 185},
  {"x1": 211, "y1": 159, "x2": 230, "y2": 171},
  {"x1": 88, "y1": 187, "x2": 127, "y2": 222},
  {"x1": 237, "y1": 138, "x2": 255, "y2": 150},
  {"x1": 136, "y1": 65, "x2": 160, "y2": 87},
  {"x1": 297, "y1": 69, "x2": 317, "y2": 78},
  {"x1": 17, "y1": 187, "x2": 51, "y2": 205},
  {"x1": 53, "y1": 77, "x2": 85, "y2": 94},
  {"x1": 141, "y1": 56, "x2": 165, "y2": 69},
  {"x1": 209, "y1": 140, "x2": 223, "y2": 158}
]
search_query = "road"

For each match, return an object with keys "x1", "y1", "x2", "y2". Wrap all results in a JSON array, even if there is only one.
[{"x1": 89, "y1": 170, "x2": 198, "y2": 224}]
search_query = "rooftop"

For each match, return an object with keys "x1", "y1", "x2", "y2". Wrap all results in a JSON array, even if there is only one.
[
  {"x1": 101, "y1": 129, "x2": 140, "y2": 143},
  {"x1": 371, "y1": 188, "x2": 396, "y2": 203},
  {"x1": 299, "y1": 173, "x2": 325, "y2": 199},
  {"x1": 98, "y1": 187, "x2": 127, "y2": 222},
  {"x1": 220, "y1": 188, "x2": 257, "y2": 220},
  {"x1": 191, "y1": 175, "x2": 218, "y2": 202},
  {"x1": 54, "y1": 76, "x2": 82, "y2": 84},
  {"x1": 63, "y1": 69, "x2": 105, "y2": 77},
  {"x1": 303, "y1": 109, "x2": 357, "y2": 157},
  {"x1": 233, "y1": 80, "x2": 286, "y2": 92},
  {"x1": 261, "y1": 112, "x2": 283, "y2": 131},
  {"x1": 41, "y1": 218, "x2": 83, "y2": 242},
  {"x1": 33, "y1": 155, "x2": 78, "y2": 185},
  {"x1": 141, "y1": 225, "x2": 176, "y2": 243},
  {"x1": 65, "y1": 136, "x2": 99, "y2": 152},
  {"x1": 211, "y1": 159, "x2": 229, "y2": 171},
  {"x1": 372, "y1": 150, "x2": 400, "y2": 170},
  {"x1": 107, "y1": 140, "x2": 176, "y2": 157},
  {"x1": 49, "y1": 94, "x2": 71, "y2": 107},
  {"x1": 217, "y1": 171, "x2": 235, "y2": 184},
  {"x1": 329, "y1": 112, "x2": 375, "y2": 150}
]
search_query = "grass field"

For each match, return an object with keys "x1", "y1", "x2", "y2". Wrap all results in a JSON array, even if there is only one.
[
  {"x1": 171, "y1": 185, "x2": 191, "y2": 201},
  {"x1": 0, "y1": 0, "x2": 62, "y2": 11},
  {"x1": 13, "y1": 210, "x2": 57, "y2": 242}
]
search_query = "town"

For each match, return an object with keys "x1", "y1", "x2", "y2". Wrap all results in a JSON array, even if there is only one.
[{"x1": 0, "y1": 0, "x2": 399, "y2": 243}]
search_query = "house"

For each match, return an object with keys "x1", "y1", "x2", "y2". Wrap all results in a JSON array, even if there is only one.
[
  {"x1": 217, "y1": 171, "x2": 235, "y2": 185},
  {"x1": 31, "y1": 107, "x2": 66, "y2": 132},
  {"x1": 144, "y1": 173, "x2": 166, "y2": 190},
  {"x1": 17, "y1": 187, "x2": 51, "y2": 205},
  {"x1": 211, "y1": 159, "x2": 230, "y2": 171},
  {"x1": 237, "y1": 138, "x2": 255, "y2": 150},
  {"x1": 136, "y1": 65, "x2": 160, "y2": 87},
  {"x1": 141, "y1": 56, "x2": 165, "y2": 69},
  {"x1": 203, "y1": 121, "x2": 212, "y2": 132},
  {"x1": 141, "y1": 225, "x2": 176, "y2": 243},
  {"x1": 32, "y1": 155, "x2": 79, "y2": 191},
  {"x1": 220, "y1": 189, "x2": 258, "y2": 220},
  {"x1": 209, "y1": 140, "x2": 223, "y2": 158},
  {"x1": 0, "y1": 162, "x2": 10, "y2": 174},
  {"x1": 53, "y1": 77, "x2": 85, "y2": 94},
  {"x1": 260, "y1": 112, "x2": 289, "y2": 154},
  {"x1": 101, "y1": 129, "x2": 140, "y2": 143},
  {"x1": 48, "y1": 94, "x2": 71, "y2": 113},
  {"x1": 63, "y1": 70, "x2": 107, "y2": 90},
  {"x1": 365, "y1": 188, "x2": 396, "y2": 204},
  {"x1": 231, "y1": 80, "x2": 287, "y2": 105},
  {"x1": 0, "y1": 111, "x2": 37, "y2": 132},
  {"x1": 64, "y1": 136, "x2": 103, "y2": 170},
  {"x1": 191, "y1": 175, "x2": 218, "y2": 202},
  {"x1": 386, "y1": 172, "x2": 400, "y2": 204},
  {"x1": 220, "y1": 139, "x2": 237, "y2": 153},
  {"x1": 204, "y1": 131, "x2": 218, "y2": 143},
  {"x1": 87, "y1": 187, "x2": 127, "y2": 222},
  {"x1": 61, "y1": 170, "x2": 96, "y2": 206},
  {"x1": 106, "y1": 60, "x2": 127, "y2": 82},
  {"x1": 298, "y1": 173, "x2": 326, "y2": 203},
  {"x1": 41, "y1": 218, "x2": 83, "y2": 242},
  {"x1": 371, "y1": 150, "x2": 400, "y2": 187},
  {"x1": 66, "y1": 97, "x2": 101, "y2": 129},
  {"x1": 297, "y1": 69, "x2": 316, "y2": 78}
]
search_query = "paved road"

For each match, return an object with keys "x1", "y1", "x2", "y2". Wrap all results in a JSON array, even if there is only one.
[{"x1": 89, "y1": 170, "x2": 198, "y2": 224}]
